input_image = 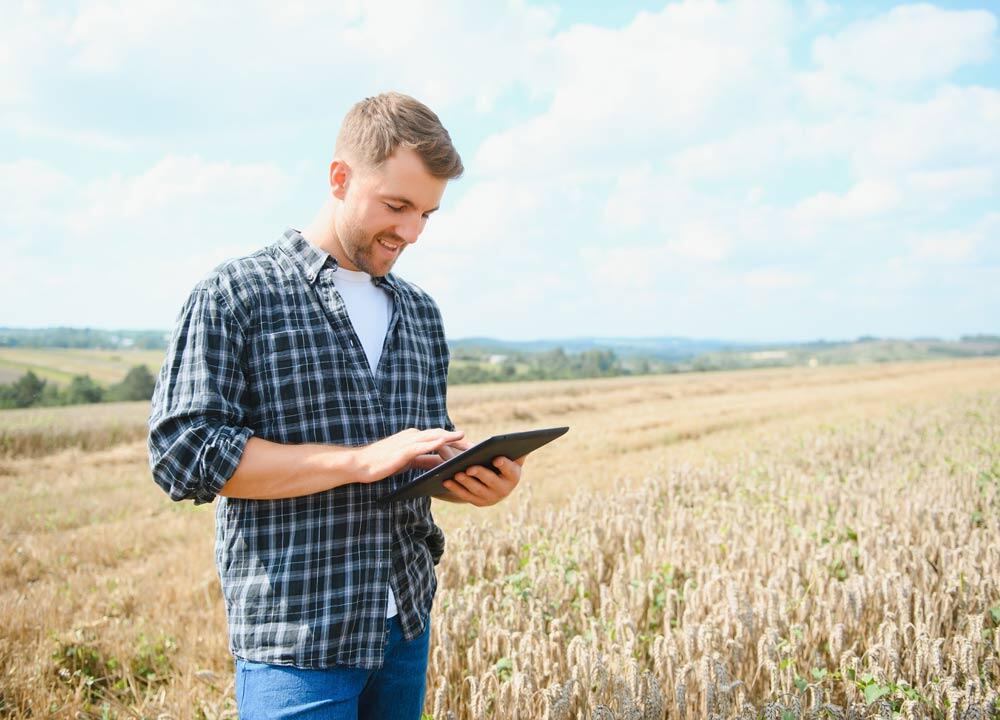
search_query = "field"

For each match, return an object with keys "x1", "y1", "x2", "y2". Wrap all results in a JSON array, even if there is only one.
[
  {"x1": 0, "y1": 349, "x2": 164, "y2": 387},
  {"x1": 1, "y1": 359, "x2": 998, "y2": 718}
]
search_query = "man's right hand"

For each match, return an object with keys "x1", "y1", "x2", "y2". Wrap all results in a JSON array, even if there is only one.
[{"x1": 353, "y1": 428, "x2": 465, "y2": 484}]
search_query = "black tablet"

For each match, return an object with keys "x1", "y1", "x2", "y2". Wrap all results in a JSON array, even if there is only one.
[{"x1": 379, "y1": 426, "x2": 570, "y2": 504}]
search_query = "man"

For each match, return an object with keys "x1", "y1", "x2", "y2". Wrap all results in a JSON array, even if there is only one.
[{"x1": 148, "y1": 92, "x2": 523, "y2": 719}]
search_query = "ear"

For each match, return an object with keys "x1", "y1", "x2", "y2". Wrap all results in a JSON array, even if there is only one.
[{"x1": 329, "y1": 159, "x2": 351, "y2": 201}]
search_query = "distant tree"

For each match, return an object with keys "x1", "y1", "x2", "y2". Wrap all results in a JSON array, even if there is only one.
[
  {"x1": 579, "y1": 349, "x2": 618, "y2": 377},
  {"x1": 448, "y1": 364, "x2": 495, "y2": 384},
  {"x1": 11, "y1": 371, "x2": 47, "y2": 408},
  {"x1": 108, "y1": 365, "x2": 156, "y2": 401},
  {"x1": 64, "y1": 375, "x2": 104, "y2": 404}
]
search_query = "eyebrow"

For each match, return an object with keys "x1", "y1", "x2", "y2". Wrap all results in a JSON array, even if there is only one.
[{"x1": 383, "y1": 195, "x2": 440, "y2": 214}]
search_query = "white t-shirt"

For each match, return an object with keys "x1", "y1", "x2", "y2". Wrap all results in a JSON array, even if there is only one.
[{"x1": 331, "y1": 266, "x2": 398, "y2": 618}]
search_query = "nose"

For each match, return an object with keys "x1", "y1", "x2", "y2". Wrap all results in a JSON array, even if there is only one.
[{"x1": 395, "y1": 215, "x2": 425, "y2": 245}]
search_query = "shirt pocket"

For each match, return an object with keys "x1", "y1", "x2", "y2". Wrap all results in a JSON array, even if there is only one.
[{"x1": 256, "y1": 329, "x2": 347, "y2": 437}]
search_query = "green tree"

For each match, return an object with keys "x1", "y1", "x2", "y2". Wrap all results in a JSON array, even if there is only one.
[
  {"x1": 11, "y1": 371, "x2": 47, "y2": 408},
  {"x1": 64, "y1": 375, "x2": 104, "y2": 405},
  {"x1": 500, "y1": 358, "x2": 517, "y2": 378},
  {"x1": 108, "y1": 365, "x2": 156, "y2": 401}
]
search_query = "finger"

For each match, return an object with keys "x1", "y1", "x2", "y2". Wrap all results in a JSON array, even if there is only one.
[
  {"x1": 456, "y1": 470, "x2": 500, "y2": 502},
  {"x1": 491, "y1": 456, "x2": 522, "y2": 483},
  {"x1": 408, "y1": 454, "x2": 444, "y2": 470},
  {"x1": 463, "y1": 466, "x2": 509, "y2": 502},
  {"x1": 420, "y1": 428, "x2": 464, "y2": 442},
  {"x1": 442, "y1": 477, "x2": 485, "y2": 506},
  {"x1": 413, "y1": 435, "x2": 463, "y2": 456}
]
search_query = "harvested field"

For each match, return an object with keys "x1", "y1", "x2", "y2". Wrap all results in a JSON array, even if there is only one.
[{"x1": 0, "y1": 359, "x2": 998, "y2": 718}]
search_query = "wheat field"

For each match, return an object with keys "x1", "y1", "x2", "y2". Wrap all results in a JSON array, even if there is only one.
[{"x1": 1, "y1": 359, "x2": 998, "y2": 718}]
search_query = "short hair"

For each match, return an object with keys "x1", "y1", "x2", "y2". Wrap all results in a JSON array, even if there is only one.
[{"x1": 335, "y1": 92, "x2": 464, "y2": 179}]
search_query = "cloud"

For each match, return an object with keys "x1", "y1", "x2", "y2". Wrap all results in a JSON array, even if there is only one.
[
  {"x1": 744, "y1": 268, "x2": 811, "y2": 290},
  {"x1": 3, "y1": 0, "x2": 999, "y2": 340},
  {"x1": 475, "y1": 0, "x2": 795, "y2": 176},
  {"x1": 2, "y1": 154, "x2": 295, "y2": 327},
  {"x1": 812, "y1": 4, "x2": 996, "y2": 90},
  {"x1": 793, "y1": 179, "x2": 901, "y2": 225}
]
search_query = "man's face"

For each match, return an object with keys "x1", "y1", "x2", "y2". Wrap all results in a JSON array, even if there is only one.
[{"x1": 333, "y1": 148, "x2": 448, "y2": 277}]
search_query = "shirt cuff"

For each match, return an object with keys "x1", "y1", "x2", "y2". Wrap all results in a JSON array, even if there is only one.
[{"x1": 194, "y1": 425, "x2": 255, "y2": 505}]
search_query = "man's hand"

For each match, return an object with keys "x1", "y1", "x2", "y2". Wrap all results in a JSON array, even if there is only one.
[
  {"x1": 438, "y1": 452, "x2": 526, "y2": 507},
  {"x1": 353, "y1": 428, "x2": 464, "y2": 484}
]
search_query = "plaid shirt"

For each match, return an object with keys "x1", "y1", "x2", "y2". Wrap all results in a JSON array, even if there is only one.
[{"x1": 148, "y1": 228, "x2": 452, "y2": 669}]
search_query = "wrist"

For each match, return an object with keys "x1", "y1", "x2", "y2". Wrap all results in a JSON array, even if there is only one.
[{"x1": 316, "y1": 444, "x2": 369, "y2": 488}]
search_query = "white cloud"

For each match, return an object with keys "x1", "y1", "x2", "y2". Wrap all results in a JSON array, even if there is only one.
[
  {"x1": 911, "y1": 229, "x2": 976, "y2": 265},
  {"x1": 475, "y1": 0, "x2": 794, "y2": 175},
  {"x1": 77, "y1": 155, "x2": 291, "y2": 230},
  {"x1": 3, "y1": 155, "x2": 295, "y2": 326},
  {"x1": 850, "y1": 86, "x2": 1000, "y2": 176},
  {"x1": 793, "y1": 179, "x2": 901, "y2": 225},
  {"x1": 812, "y1": 4, "x2": 996, "y2": 90},
  {"x1": 2, "y1": 111, "x2": 134, "y2": 151},
  {"x1": 744, "y1": 268, "x2": 811, "y2": 290},
  {"x1": 0, "y1": 2, "x2": 70, "y2": 106},
  {"x1": 0, "y1": 159, "x2": 75, "y2": 230},
  {"x1": 669, "y1": 221, "x2": 729, "y2": 263},
  {"x1": 2, "y1": 0, "x2": 999, "y2": 339}
]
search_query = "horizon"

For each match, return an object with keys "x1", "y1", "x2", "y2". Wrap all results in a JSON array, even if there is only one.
[{"x1": 0, "y1": 324, "x2": 995, "y2": 348}]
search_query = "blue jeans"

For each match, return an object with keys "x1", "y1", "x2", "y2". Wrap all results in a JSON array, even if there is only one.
[{"x1": 235, "y1": 614, "x2": 431, "y2": 719}]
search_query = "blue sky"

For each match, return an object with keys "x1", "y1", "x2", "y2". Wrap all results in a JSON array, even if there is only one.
[{"x1": 2, "y1": 0, "x2": 998, "y2": 342}]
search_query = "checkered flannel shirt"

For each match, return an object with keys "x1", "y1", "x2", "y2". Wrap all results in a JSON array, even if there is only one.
[{"x1": 147, "y1": 228, "x2": 452, "y2": 669}]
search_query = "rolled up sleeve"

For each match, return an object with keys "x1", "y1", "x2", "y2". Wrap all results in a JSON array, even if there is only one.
[{"x1": 148, "y1": 286, "x2": 255, "y2": 504}]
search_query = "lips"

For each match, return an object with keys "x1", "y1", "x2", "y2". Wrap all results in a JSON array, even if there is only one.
[
  {"x1": 377, "y1": 238, "x2": 400, "y2": 254},
  {"x1": 375, "y1": 233, "x2": 404, "y2": 257}
]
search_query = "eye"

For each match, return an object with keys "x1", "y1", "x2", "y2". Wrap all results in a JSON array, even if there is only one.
[{"x1": 384, "y1": 203, "x2": 404, "y2": 213}]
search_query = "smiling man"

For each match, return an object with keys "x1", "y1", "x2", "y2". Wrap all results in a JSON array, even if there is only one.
[{"x1": 147, "y1": 92, "x2": 523, "y2": 719}]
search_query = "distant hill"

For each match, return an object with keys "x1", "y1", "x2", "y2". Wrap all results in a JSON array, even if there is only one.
[
  {"x1": 2, "y1": 327, "x2": 998, "y2": 369},
  {"x1": 449, "y1": 336, "x2": 753, "y2": 361},
  {"x1": 0, "y1": 327, "x2": 169, "y2": 350}
]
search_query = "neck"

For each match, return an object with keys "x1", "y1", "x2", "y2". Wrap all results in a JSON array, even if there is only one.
[{"x1": 302, "y1": 198, "x2": 353, "y2": 269}]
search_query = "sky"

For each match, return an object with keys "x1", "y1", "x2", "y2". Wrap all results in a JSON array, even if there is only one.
[{"x1": 2, "y1": 0, "x2": 998, "y2": 342}]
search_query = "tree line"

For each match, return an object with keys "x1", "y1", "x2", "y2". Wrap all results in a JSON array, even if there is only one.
[
  {"x1": 447, "y1": 347, "x2": 668, "y2": 384},
  {"x1": 0, "y1": 366, "x2": 156, "y2": 409}
]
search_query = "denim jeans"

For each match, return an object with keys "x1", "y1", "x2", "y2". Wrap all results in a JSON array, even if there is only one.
[{"x1": 235, "y1": 613, "x2": 431, "y2": 719}]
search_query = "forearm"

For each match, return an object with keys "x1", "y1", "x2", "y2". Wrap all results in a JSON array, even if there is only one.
[{"x1": 218, "y1": 437, "x2": 363, "y2": 500}]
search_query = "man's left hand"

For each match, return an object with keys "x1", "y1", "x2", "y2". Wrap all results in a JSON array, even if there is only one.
[
  {"x1": 441, "y1": 453, "x2": 525, "y2": 507},
  {"x1": 417, "y1": 437, "x2": 525, "y2": 506}
]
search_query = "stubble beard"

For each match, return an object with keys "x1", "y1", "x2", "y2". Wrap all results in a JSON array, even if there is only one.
[{"x1": 340, "y1": 224, "x2": 402, "y2": 278}]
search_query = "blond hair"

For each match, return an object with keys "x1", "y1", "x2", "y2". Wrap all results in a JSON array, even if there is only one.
[{"x1": 335, "y1": 92, "x2": 464, "y2": 179}]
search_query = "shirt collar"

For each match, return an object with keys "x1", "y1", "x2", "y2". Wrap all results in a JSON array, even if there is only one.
[
  {"x1": 278, "y1": 228, "x2": 336, "y2": 285},
  {"x1": 278, "y1": 227, "x2": 402, "y2": 294}
]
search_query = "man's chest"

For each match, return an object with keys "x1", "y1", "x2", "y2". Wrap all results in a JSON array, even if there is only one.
[{"x1": 240, "y1": 282, "x2": 439, "y2": 442}]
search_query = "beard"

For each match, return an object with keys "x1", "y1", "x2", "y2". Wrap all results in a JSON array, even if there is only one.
[{"x1": 339, "y1": 221, "x2": 405, "y2": 277}]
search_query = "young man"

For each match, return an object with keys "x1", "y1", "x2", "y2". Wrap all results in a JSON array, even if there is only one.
[{"x1": 148, "y1": 93, "x2": 523, "y2": 719}]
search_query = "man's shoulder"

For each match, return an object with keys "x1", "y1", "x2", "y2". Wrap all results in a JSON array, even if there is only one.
[{"x1": 193, "y1": 242, "x2": 285, "y2": 303}]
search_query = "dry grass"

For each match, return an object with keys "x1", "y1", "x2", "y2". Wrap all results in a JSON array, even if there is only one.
[
  {"x1": 1, "y1": 359, "x2": 998, "y2": 718},
  {"x1": 0, "y1": 401, "x2": 150, "y2": 459}
]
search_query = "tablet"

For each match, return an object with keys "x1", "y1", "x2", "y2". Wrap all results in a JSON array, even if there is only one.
[{"x1": 379, "y1": 426, "x2": 570, "y2": 504}]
